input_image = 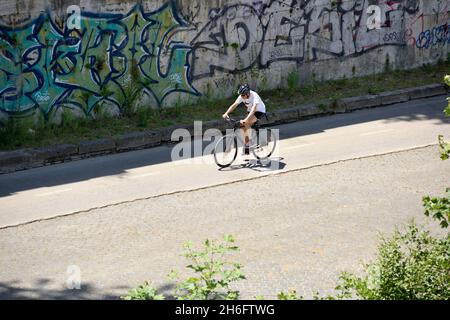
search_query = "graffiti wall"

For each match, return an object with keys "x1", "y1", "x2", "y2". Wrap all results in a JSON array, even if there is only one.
[{"x1": 0, "y1": 0, "x2": 449, "y2": 122}]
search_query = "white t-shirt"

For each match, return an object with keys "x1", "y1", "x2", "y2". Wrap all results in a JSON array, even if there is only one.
[{"x1": 234, "y1": 90, "x2": 266, "y2": 113}]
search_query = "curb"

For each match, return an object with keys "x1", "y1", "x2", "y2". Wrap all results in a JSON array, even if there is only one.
[{"x1": 0, "y1": 83, "x2": 448, "y2": 174}]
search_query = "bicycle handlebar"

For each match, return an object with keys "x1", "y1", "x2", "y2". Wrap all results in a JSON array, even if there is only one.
[
  {"x1": 224, "y1": 118, "x2": 241, "y2": 128},
  {"x1": 223, "y1": 118, "x2": 261, "y2": 130}
]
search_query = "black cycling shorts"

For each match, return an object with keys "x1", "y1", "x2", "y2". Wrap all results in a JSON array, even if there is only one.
[{"x1": 252, "y1": 111, "x2": 266, "y2": 119}]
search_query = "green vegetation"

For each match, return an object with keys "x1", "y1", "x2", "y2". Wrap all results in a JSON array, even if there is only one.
[
  {"x1": 423, "y1": 188, "x2": 450, "y2": 229},
  {"x1": 169, "y1": 235, "x2": 245, "y2": 300},
  {"x1": 439, "y1": 75, "x2": 450, "y2": 160},
  {"x1": 277, "y1": 290, "x2": 302, "y2": 300},
  {"x1": 328, "y1": 222, "x2": 449, "y2": 300},
  {"x1": 230, "y1": 42, "x2": 240, "y2": 50},
  {"x1": 1, "y1": 61, "x2": 449, "y2": 151},
  {"x1": 122, "y1": 216, "x2": 450, "y2": 300},
  {"x1": 421, "y1": 75, "x2": 450, "y2": 232},
  {"x1": 121, "y1": 281, "x2": 165, "y2": 300},
  {"x1": 439, "y1": 134, "x2": 450, "y2": 160},
  {"x1": 122, "y1": 235, "x2": 245, "y2": 300},
  {"x1": 287, "y1": 70, "x2": 300, "y2": 92}
]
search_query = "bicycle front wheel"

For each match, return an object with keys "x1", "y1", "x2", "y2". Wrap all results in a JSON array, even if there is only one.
[{"x1": 213, "y1": 134, "x2": 238, "y2": 168}]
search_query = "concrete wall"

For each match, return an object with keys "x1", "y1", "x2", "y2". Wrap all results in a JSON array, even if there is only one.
[{"x1": 0, "y1": 0, "x2": 449, "y2": 123}]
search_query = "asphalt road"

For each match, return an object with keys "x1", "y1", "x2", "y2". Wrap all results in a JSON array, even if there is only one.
[
  {"x1": 0, "y1": 95, "x2": 449, "y2": 228},
  {"x1": 0, "y1": 95, "x2": 449, "y2": 299}
]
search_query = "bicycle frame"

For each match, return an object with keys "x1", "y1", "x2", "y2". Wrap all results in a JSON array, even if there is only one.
[
  {"x1": 225, "y1": 118, "x2": 262, "y2": 150},
  {"x1": 214, "y1": 118, "x2": 277, "y2": 167}
]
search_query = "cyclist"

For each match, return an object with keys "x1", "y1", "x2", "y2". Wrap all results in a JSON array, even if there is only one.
[{"x1": 222, "y1": 83, "x2": 267, "y2": 155}]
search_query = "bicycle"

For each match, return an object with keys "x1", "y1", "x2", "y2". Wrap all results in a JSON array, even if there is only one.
[{"x1": 213, "y1": 118, "x2": 277, "y2": 168}]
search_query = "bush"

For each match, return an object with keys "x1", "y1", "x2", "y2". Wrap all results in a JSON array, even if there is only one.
[
  {"x1": 332, "y1": 222, "x2": 450, "y2": 300},
  {"x1": 122, "y1": 235, "x2": 246, "y2": 300},
  {"x1": 123, "y1": 221, "x2": 449, "y2": 301},
  {"x1": 169, "y1": 234, "x2": 245, "y2": 300}
]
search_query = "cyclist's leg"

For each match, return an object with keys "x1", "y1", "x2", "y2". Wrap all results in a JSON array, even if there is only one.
[{"x1": 243, "y1": 115, "x2": 257, "y2": 146}]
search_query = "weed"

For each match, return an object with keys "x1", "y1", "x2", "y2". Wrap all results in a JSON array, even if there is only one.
[{"x1": 287, "y1": 71, "x2": 300, "y2": 91}]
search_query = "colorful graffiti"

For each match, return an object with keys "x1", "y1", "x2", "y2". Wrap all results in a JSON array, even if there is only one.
[
  {"x1": 0, "y1": 1, "x2": 199, "y2": 117},
  {"x1": 189, "y1": 0, "x2": 442, "y2": 80},
  {"x1": 0, "y1": 0, "x2": 448, "y2": 120}
]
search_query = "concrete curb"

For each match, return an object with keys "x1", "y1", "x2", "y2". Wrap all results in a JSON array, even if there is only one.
[{"x1": 0, "y1": 83, "x2": 448, "y2": 174}]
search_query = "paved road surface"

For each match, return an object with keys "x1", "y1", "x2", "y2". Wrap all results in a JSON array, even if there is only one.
[
  {"x1": 0, "y1": 95, "x2": 449, "y2": 299},
  {"x1": 0, "y1": 95, "x2": 449, "y2": 228}
]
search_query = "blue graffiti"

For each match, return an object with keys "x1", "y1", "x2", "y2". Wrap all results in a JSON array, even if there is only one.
[{"x1": 416, "y1": 23, "x2": 450, "y2": 49}]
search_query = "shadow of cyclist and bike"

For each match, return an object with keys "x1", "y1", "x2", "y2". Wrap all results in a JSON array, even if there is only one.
[{"x1": 218, "y1": 157, "x2": 287, "y2": 172}]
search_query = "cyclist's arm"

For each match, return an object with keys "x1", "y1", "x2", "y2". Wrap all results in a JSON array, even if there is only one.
[
  {"x1": 243, "y1": 103, "x2": 257, "y2": 122},
  {"x1": 223, "y1": 102, "x2": 239, "y2": 117}
]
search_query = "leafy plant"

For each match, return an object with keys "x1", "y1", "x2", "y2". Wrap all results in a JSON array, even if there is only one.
[
  {"x1": 332, "y1": 222, "x2": 450, "y2": 300},
  {"x1": 420, "y1": 63, "x2": 434, "y2": 75},
  {"x1": 438, "y1": 135, "x2": 450, "y2": 160},
  {"x1": 287, "y1": 71, "x2": 299, "y2": 91},
  {"x1": 318, "y1": 103, "x2": 327, "y2": 112},
  {"x1": 169, "y1": 234, "x2": 245, "y2": 300},
  {"x1": 423, "y1": 188, "x2": 450, "y2": 228},
  {"x1": 121, "y1": 281, "x2": 165, "y2": 300},
  {"x1": 84, "y1": 88, "x2": 94, "y2": 98},
  {"x1": 163, "y1": 104, "x2": 182, "y2": 120},
  {"x1": 440, "y1": 75, "x2": 450, "y2": 160},
  {"x1": 122, "y1": 235, "x2": 246, "y2": 301},
  {"x1": 230, "y1": 43, "x2": 239, "y2": 50},
  {"x1": 136, "y1": 107, "x2": 154, "y2": 128},
  {"x1": 130, "y1": 58, "x2": 140, "y2": 83},
  {"x1": 120, "y1": 83, "x2": 143, "y2": 118},
  {"x1": 0, "y1": 117, "x2": 33, "y2": 149},
  {"x1": 99, "y1": 85, "x2": 112, "y2": 99},
  {"x1": 277, "y1": 290, "x2": 302, "y2": 300}
]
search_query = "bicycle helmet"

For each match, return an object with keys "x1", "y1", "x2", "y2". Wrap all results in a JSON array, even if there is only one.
[{"x1": 237, "y1": 83, "x2": 250, "y2": 95}]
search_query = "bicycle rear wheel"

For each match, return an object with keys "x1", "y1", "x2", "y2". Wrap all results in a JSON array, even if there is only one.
[
  {"x1": 214, "y1": 134, "x2": 238, "y2": 168},
  {"x1": 252, "y1": 128, "x2": 277, "y2": 160}
]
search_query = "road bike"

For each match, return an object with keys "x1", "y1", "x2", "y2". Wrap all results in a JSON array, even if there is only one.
[{"x1": 213, "y1": 118, "x2": 277, "y2": 168}]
